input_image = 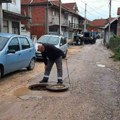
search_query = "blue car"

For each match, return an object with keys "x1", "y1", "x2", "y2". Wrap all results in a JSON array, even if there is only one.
[{"x1": 0, "y1": 33, "x2": 36, "y2": 78}]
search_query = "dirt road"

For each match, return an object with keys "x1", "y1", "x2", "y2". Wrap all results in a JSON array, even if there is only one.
[{"x1": 0, "y1": 39, "x2": 120, "y2": 120}]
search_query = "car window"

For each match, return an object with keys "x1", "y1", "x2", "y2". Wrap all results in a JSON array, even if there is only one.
[
  {"x1": 0, "y1": 37, "x2": 9, "y2": 51},
  {"x1": 37, "y1": 36, "x2": 59, "y2": 45},
  {"x1": 19, "y1": 37, "x2": 30, "y2": 50},
  {"x1": 8, "y1": 37, "x2": 20, "y2": 52},
  {"x1": 60, "y1": 37, "x2": 66, "y2": 45}
]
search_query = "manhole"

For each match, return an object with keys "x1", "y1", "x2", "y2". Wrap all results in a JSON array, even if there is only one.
[
  {"x1": 46, "y1": 84, "x2": 69, "y2": 92},
  {"x1": 28, "y1": 83, "x2": 48, "y2": 91}
]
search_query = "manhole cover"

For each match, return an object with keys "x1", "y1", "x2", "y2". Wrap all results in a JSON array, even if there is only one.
[
  {"x1": 46, "y1": 84, "x2": 69, "y2": 92},
  {"x1": 29, "y1": 83, "x2": 47, "y2": 91}
]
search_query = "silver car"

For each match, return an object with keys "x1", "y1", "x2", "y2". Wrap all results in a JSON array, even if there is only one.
[{"x1": 35, "y1": 35, "x2": 68, "y2": 59}]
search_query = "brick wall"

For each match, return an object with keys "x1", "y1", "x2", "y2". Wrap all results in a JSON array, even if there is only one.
[
  {"x1": 31, "y1": 26, "x2": 45, "y2": 38},
  {"x1": 21, "y1": 0, "x2": 46, "y2": 38},
  {"x1": 32, "y1": 7, "x2": 46, "y2": 24}
]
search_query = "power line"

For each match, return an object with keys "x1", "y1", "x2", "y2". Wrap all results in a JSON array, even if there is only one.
[{"x1": 75, "y1": 0, "x2": 109, "y2": 18}]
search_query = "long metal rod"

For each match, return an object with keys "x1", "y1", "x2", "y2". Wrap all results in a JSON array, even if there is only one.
[{"x1": 65, "y1": 59, "x2": 71, "y2": 87}]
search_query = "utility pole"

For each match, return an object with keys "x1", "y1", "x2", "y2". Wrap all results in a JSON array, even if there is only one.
[
  {"x1": 46, "y1": 0, "x2": 49, "y2": 34},
  {"x1": 108, "y1": 0, "x2": 112, "y2": 42},
  {"x1": 59, "y1": 0, "x2": 61, "y2": 35},
  {"x1": 84, "y1": 3, "x2": 87, "y2": 32}
]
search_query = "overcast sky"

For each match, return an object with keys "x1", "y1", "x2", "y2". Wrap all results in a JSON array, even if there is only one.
[{"x1": 61, "y1": 0, "x2": 120, "y2": 21}]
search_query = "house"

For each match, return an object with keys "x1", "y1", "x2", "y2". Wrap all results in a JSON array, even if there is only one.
[
  {"x1": 104, "y1": 17, "x2": 118, "y2": 45},
  {"x1": 21, "y1": 0, "x2": 84, "y2": 40},
  {"x1": 103, "y1": 7, "x2": 120, "y2": 46},
  {"x1": 0, "y1": 0, "x2": 29, "y2": 35}
]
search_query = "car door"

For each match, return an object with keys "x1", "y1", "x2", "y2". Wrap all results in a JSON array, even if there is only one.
[
  {"x1": 18, "y1": 37, "x2": 32, "y2": 68},
  {"x1": 5, "y1": 37, "x2": 21, "y2": 73}
]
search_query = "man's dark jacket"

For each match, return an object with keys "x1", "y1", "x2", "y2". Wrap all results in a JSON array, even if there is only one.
[{"x1": 41, "y1": 44, "x2": 64, "y2": 65}]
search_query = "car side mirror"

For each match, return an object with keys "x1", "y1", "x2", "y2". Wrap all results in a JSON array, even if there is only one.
[{"x1": 7, "y1": 50, "x2": 16, "y2": 54}]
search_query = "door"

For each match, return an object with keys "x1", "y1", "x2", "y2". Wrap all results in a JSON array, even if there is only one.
[
  {"x1": 18, "y1": 37, "x2": 32, "y2": 68},
  {"x1": 5, "y1": 37, "x2": 21, "y2": 73}
]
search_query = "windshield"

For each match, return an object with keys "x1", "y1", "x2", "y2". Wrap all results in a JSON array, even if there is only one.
[
  {"x1": 37, "y1": 36, "x2": 59, "y2": 45},
  {"x1": 0, "y1": 37, "x2": 9, "y2": 51}
]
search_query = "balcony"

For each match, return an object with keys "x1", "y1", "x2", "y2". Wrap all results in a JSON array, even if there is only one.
[
  {"x1": 69, "y1": 23, "x2": 84, "y2": 30},
  {"x1": 62, "y1": 20, "x2": 69, "y2": 27},
  {"x1": 49, "y1": 16, "x2": 59, "y2": 26}
]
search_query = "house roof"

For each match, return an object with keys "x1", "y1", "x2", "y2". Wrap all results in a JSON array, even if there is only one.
[
  {"x1": 21, "y1": 0, "x2": 47, "y2": 4},
  {"x1": 50, "y1": 1, "x2": 84, "y2": 20},
  {"x1": 90, "y1": 19, "x2": 107, "y2": 27},
  {"x1": 105, "y1": 17, "x2": 119, "y2": 28},
  {"x1": 117, "y1": 7, "x2": 120, "y2": 15},
  {"x1": 62, "y1": 2, "x2": 78, "y2": 12},
  {"x1": 90, "y1": 18, "x2": 115, "y2": 27},
  {"x1": 3, "y1": 10, "x2": 30, "y2": 20},
  {"x1": 21, "y1": 0, "x2": 84, "y2": 20}
]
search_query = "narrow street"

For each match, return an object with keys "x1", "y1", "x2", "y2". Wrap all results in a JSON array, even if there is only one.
[{"x1": 0, "y1": 39, "x2": 120, "y2": 120}]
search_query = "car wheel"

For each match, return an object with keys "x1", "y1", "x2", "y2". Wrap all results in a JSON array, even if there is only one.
[
  {"x1": 27, "y1": 58, "x2": 35, "y2": 70},
  {"x1": 0, "y1": 67, "x2": 3, "y2": 79}
]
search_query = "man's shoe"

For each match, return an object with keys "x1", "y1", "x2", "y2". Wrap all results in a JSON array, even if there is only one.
[
  {"x1": 57, "y1": 79, "x2": 63, "y2": 84},
  {"x1": 39, "y1": 78, "x2": 48, "y2": 83}
]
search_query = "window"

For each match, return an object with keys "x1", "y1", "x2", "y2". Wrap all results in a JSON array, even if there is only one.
[
  {"x1": 12, "y1": 21, "x2": 19, "y2": 34},
  {"x1": 19, "y1": 37, "x2": 30, "y2": 50},
  {"x1": 8, "y1": 38, "x2": 20, "y2": 52},
  {"x1": 60, "y1": 37, "x2": 66, "y2": 45},
  {"x1": 53, "y1": 10, "x2": 56, "y2": 16}
]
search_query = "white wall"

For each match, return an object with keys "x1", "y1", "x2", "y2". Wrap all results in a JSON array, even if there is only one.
[{"x1": 2, "y1": 0, "x2": 21, "y2": 14}]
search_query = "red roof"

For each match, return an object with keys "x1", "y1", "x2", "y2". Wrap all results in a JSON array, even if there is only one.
[
  {"x1": 90, "y1": 18, "x2": 115, "y2": 27},
  {"x1": 62, "y1": 2, "x2": 76, "y2": 11},
  {"x1": 90, "y1": 19, "x2": 107, "y2": 27},
  {"x1": 50, "y1": 1, "x2": 80, "y2": 15},
  {"x1": 21, "y1": 0, "x2": 47, "y2": 4},
  {"x1": 117, "y1": 7, "x2": 120, "y2": 15}
]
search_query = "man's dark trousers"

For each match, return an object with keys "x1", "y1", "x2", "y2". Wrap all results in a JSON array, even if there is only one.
[{"x1": 43, "y1": 56, "x2": 63, "y2": 81}]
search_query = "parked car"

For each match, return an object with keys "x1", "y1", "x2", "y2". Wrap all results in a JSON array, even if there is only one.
[
  {"x1": 73, "y1": 34, "x2": 84, "y2": 45},
  {"x1": 0, "y1": 33, "x2": 36, "y2": 78},
  {"x1": 83, "y1": 32, "x2": 96, "y2": 44},
  {"x1": 35, "y1": 34, "x2": 68, "y2": 59}
]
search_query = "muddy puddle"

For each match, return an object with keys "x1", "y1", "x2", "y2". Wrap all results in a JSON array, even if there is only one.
[
  {"x1": 13, "y1": 85, "x2": 70, "y2": 101},
  {"x1": 14, "y1": 86, "x2": 29, "y2": 97}
]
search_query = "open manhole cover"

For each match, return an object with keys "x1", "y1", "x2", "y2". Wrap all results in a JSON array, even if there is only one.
[
  {"x1": 29, "y1": 83, "x2": 47, "y2": 91},
  {"x1": 46, "y1": 84, "x2": 69, "y2": 92}
]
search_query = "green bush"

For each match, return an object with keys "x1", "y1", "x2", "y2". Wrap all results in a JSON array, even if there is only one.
[{"x1": 109, "y1": 35, "x2": 120, "y2": 61}]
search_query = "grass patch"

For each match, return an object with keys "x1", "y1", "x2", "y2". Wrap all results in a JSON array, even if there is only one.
[{"x1": 109, "y1": 35, "x2": 120, "y2": 61}]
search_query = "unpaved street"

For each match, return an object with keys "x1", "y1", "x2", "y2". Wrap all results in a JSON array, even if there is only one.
[{"x1": 0, "y1": 39, "x2": 120, "y2": 120}]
